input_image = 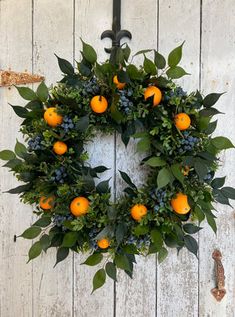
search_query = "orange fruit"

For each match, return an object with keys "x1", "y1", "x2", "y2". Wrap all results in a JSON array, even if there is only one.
[
  {"x1": 131, "y1": 204, "x2": 148, "y2": 221},
  {"x1": 44, "y1": 107, "x2": 63, "y2": 127},
  {"x1": 90, "y1": 95, "x2": 108, "y2": 113},
  {"x1": 70, "y1": 196, "x2": 89, "y2": 217},
  {"x1": 97, "y1": 238, "x2": 110, "y2": 249},
  {"x1": 144, "y1": 86, "x2": 162, "y2": 106},
  {"x1": 170, "y1": 193, "x2": 191, "y2": 215},
  {"x1": 39, "y1": 195, "x2": 55, "y2": 210},
  {"x1": 53, "y1": 141, "x2": 68, "y2": 155},
  {"x1": 113, "y1": 75, "x2": 126, "y2": 90},
  {"x1": 174, "y1": 113, "x2": 191, "y2": 131}
]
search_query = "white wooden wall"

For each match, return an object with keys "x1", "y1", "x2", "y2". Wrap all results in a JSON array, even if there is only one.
[{"x1": 0, "y1": 1, "x2": 235, "y2": 316}]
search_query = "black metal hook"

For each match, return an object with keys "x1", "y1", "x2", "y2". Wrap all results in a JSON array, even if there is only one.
[{"x1": 101, "y1": 0, "x2": 132, "y2": 53}]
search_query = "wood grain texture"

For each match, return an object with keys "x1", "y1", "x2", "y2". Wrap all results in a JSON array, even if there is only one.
[
  {"x1": 0, "y1": 1, "x2": 33, "y2": 317},
  {"x1": 32, "y1": 1, "x2": 74, "y2": 316},
  {"x1": 73, "y1": 2, "x2": 115, "y2": 317},
  {"x1": 199, "y1": 1, "x2": 235, "y2": 316},
  {"x1": 115, "y1": 1, "x2": 158, "y2": 316},
  {"x1": 157, "y1": 1, "x2": 201, "y2": 317}
]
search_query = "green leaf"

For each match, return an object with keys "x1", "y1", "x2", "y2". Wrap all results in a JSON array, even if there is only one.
[
  {"x1": 10, "y1": 105, "x2": 29, "y2": 118},
  {"x1": 194, "y1": 206, "x2": 205, "y2": 223},
  {"x1": 5, "y1": 184, "x2": 30, "y2": 194},
  {"x1": 3, "y1": 158, "x2": 22, "y2": 169},
  {"x1": 126, "y1": 64, "x2": 141, "y2": 80},
  {"x1": 168, "y1": 42, "x2": 184, "y2": 67},
  {"x1": 133, "y1": 225, "x2": 149, "y2": 236},
  {"x1": 199, "y1": 107, "x2": 223, "y2": 117},
  {"x1": 33, "y1": 216, "x2": 51, "y2": 228},
  {"x1": 115, "y1": 254, "x2": 131, "y2": 272},
  {"x1": 40, "y1": 234, "x2": 51, "y2": 251},
  {"x1": 211, "y1": 176, "x2": 226, "y2": 189},
  {"x1": 211, "y1": 136, "x2": 234, "y2": 150},
  {"x1": 194, "y1": 161, "x2": 208, "y2": 181},
  {"x1": 28, "y1": 241, "x2": 42, "y2": 262},
  {"x1": 205, "y1": 213, "x2": 217, "y2": 234},
  {"x1": 137, "y1": 137, "x2": 151, "y2": 152},
  {"x1": 81, "y1": 40, "x2": 97, "y2": 64},
  {"x1": 143, "y1": 56, "x2": 157, "y2": 75},
  {"x1": 105, "y1": 262, "x2": 117, "y2": 281},
  {"x1": 54, "y1": 247, "x2": 69, "y2": 267},
  {"x1": 134, "y1": 49, "x2": 153, "y2": 56},
  {"x1": 75, "y1": 115, "x2": 89, "y2": 132},
  {"x1": 96, "y1": 178, "x2": 111, "y2": 194},
  {"x1": 170, "y1": 164, "x2": 184, "y2": 184},
  {"x1": 150, "y1": 229, "x2": 163, "y2": 250},
  {"x1": 117, "y1": 70, "x2": 130, "y2": 83},
  {"x1": 116, "y1": 223, "x2": 128, "y2": 244},
  {"x1": 119, "y1": 170, "x2": 136, "y2": 188},
  {"x1": 15, "y1": 86, "x2": 37, "y2": 101},
  {"x1": 62, "y1": 232, "x2": 78, "y2": 248},
  {"x1": 144, "y1": 157, "x2": 166, "y2": 167},
  {"x1": 14, "y1": 140, "x2": 27, "y2": 158},
  {"x1": 21, "y1": 226, "x2": 41, "y2": 239},
  {"x1": 82, "y1": 253, "x2": 103, "y2": 266},
  {"x1": 158, "y1": 247, "x2": 168, "y2": 264},
  {"x1": 183, "y1": 224, "x2": 202, "y2": 234},
  {"x1": 0, "y1": 150, "x2": 16, "y2": 160},
  {"x1": 92, "y1": 166, "x2": 109, "y2": 174},
  {"x1": 36, "y1": 81, "x2": 48, "y2": 102},
  {"x1": 55, "y1": 54, "x2": 74, "y2": 75},
  {"x1": 221, "y1": 187, "x2": 235, "y2": 200},
  {"x1": 184, "y1": 235, "x2": 198, "y2": 257},
  {"x1": 78, "y1": 60, "x2": 91, "y2": 77},
  {"x1": 203, "y1": 92, "x2": 225, "y2": 108},
  {"x1": 123, "y1": 44, "x2": 131, "y2": 61},
  {"x1": 92, "y1": 269, "x2": 106, "y2": 293},
  {"x1": 166, "y1": 66, "x2": 189, "y2": 79},
  {"x1": 205, "y1": 120, "x2": 217, "y2": 135},
  {"x1": 157, "y1": 167, "x2": 171, "y2": 189},
  {"x1": 154, "y1": 50, "x2": 166, "y2": 69}
]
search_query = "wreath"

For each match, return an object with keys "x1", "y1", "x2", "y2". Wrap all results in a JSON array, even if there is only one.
[{"x1": 1, "y1": 40, "x2": 235, "y2": 292}]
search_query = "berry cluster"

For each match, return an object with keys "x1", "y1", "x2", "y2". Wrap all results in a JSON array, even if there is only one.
[
  {"x1": 82, "y1": 77, "x2": 100, "y2": 96},
  {"x1": 204, "y1": 171, "x2": 213, "y2": 182},
  {"x1": 119, "y1": 89, "x2": 134, "y2": 113},
  {"x1": 28, "y1": 135, "x2": 43, "y2": 151},
  {"x1": 53, "y1": 214, "x2": 73, "y2": 229},
  {"x1": 150, "y1": 188, "x2": 167, "y2": 212},
  {"x1": 126, "y1": 235, "x2": 151, "y2": 249},
  {"x1": 178, "y1": 131, "x2": 199, "y2": 153},
  {"x1": 51, "y1": 166, "x2": 68, "y2": 183},
  {"x1": 61, "y1": 116, "x2": 74, "y2": 133}
]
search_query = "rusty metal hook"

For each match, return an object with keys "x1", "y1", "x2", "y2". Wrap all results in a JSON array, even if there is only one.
[{"x1": 211, "y1": 249, "x2": 226, "y2": 301}]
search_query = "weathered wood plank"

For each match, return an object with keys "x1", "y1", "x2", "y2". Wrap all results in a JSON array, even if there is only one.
[
  {"x1": 73, "y1": 1, "x2": 115, "y2": 317},
  {"x1": 115, "y1": 1, "x2": 158, "y2": 316},
  {"x1": 0, "y1": 1, "x2": 33, "y2": 317},
  {"x1": 32, "y1": 1, "x2": 74, "y2": 316},
  {"x1": 199, "y1": 1, "x2": 235, "y2": 316},
  {"x1": 157, "y1": 1, "x2": 201, "y2": 316}
]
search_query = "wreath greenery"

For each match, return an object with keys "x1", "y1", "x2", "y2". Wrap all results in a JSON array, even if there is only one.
[{"x1": 1, "y1": 40, "x2": 235, "y2": 292}]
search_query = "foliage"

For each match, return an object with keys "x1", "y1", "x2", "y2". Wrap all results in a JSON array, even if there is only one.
[{"x1": 0, "y1": 40, "x2": 234, "y2": 292}]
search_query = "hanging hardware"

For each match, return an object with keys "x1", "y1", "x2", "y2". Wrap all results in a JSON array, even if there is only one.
[
  {"x1": 211, "y1": 249, "x2": 226, "y2": 301},
  {"x1": 0, "y1": 70, "x2": 44, "y2": 87},
  {"x1": 101, "y1": 0, "x2": 132, "y2": 53}
]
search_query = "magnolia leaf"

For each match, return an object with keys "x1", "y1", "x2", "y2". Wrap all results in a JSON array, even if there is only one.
[
  {"x1": 144, "y1": 157, "x2": 166, "y2": 167},
  {"x1": 82, "y1": 253, "x2": 103, "y2": 266},
  {"x1": 62, "y1": 232, "x2": 78, "y2": 248},
  {"x1": 168, "y1": 42, "x2": 184, "y2": 67},
  {"x1": 221, "y1": 187, "x2": 235, "y2": 200},
  {"x1": 10, "y1": 105, "x2": 29, "y2": 118},
  {"x1": 184, "y1": 235, "x2": 198, "y2": 257},
  {"x1": 21, "y1": 226, "x2": 41, "y2": 239},
  {"x1": 28, "y1": 241, "x2": 42, "y2": 262},
  {"x1": 96, "y1": 178, "x2": 111, "y2": 194},
  {"x1": 212, "y1": 136, "x2": 234, "y2": 150},
  {"x1": 183, "y1": 224, "x2": 202, "y2": 234},
  {"x1": 0, "y1": 150, "x2": 16, "y2": 160},
  {"x1": 154, "y1": 50, "x2": 166, "y2": 69},
  {"x1": 14, "y1": 140, "x2": 27, "y2": 158},
  {"x1": 119, "y1": 170, "x2": 136, "y2": 188},
  {"x1": 203, "y1": 92, "x2": 225, "y2": 108},
  {"x1": 36, "y1": 81, "x2": 48, "y2": 102},
  {"x1": 54, "y1": 247, "x2": 69, "y2": 267},
  {"x1": 15, "y1": 86, "x2": 37, "y2": 101},
  {"x1": 92, "y1": 269, "x2": 106, "y2": 293},
  {"x1": 157, "y1": 167, "x2": 171, "y2": 189},
  {"x1": 158, "y1": 247, "x2": 168, "y2": 264},
  {"x1": 33, "y1": 216, "x2": 51, "y2": 228},
  {"x1": 40, "y1": 234, "x2": 51, "y2": 251},
  {"x1": 55, "y1": 54, "x2": 74, "y2": 75},
  {"x1": 115, "y1": 254, "x2": 131, "y2": 272},
  {"x1": 105, "y1": 262, "x2": 117, "y2": 281},
  {"x1": 166, "y1": 66, "x2": 189, "y2": 79},
  {"x1": 81, "y1": 40, "x2": 97, "y2": 64},
  {"x1": 143, "y1": 56, "x2": 157, "y2": 75},
  {"x1": 211, "y1": 176, "x2": 226, "y2": 189}
]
